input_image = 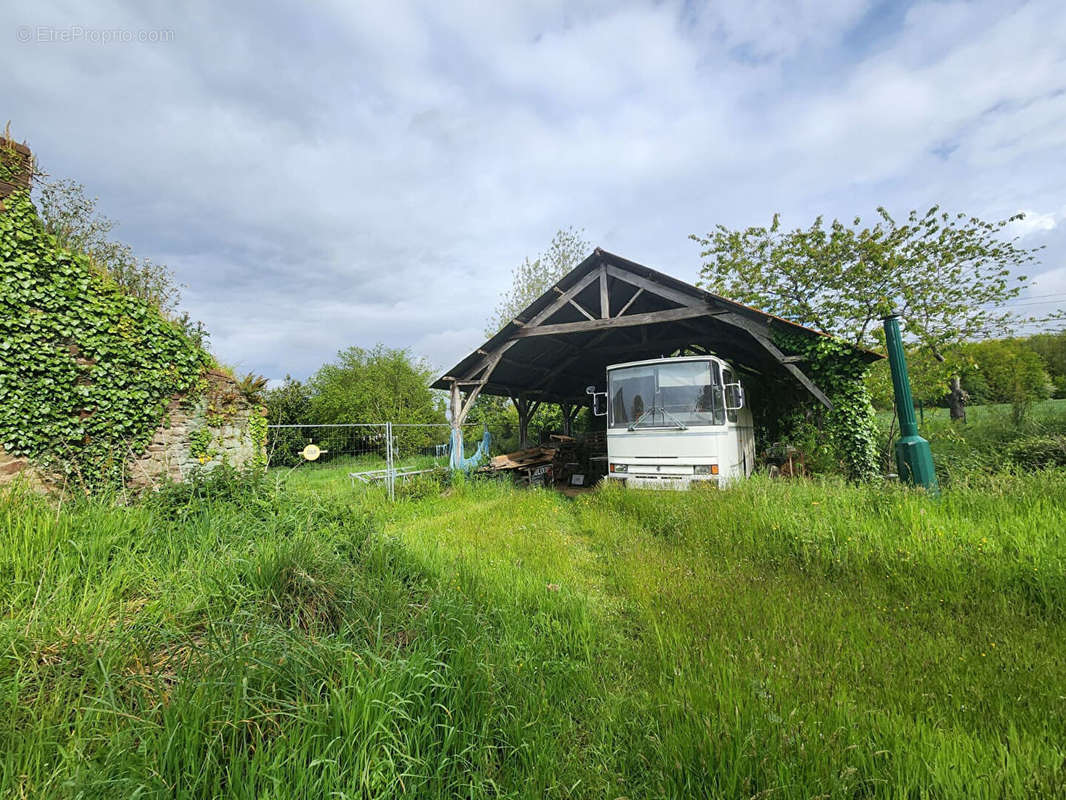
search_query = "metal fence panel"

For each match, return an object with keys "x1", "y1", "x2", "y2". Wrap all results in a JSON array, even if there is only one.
[
  {"x1": 267, "y1": 422, "x2": 481, "y2": 500},
  {"x1": 266, "y1": 423, "x2": 388, "y2": 470}
]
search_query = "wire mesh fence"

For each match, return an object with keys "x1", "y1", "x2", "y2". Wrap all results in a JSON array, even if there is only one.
[
  {"x1": 266, "y1": 423, "x2": 389, "y2": 470},
  {"x1": 266, "y1": 422, "x2": 487, "y2": 499}
]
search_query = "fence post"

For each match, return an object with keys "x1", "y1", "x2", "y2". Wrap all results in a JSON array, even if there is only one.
[{"x1": 385, "y1": 421, "x2": 395, "y2": 501}]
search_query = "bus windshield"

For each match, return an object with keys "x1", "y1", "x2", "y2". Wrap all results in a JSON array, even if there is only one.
[{"x1": 608, "y1": 360, "x2": 725, "y2": 429}]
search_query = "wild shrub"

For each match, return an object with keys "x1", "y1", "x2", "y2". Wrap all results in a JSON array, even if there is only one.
[
  {"x1": 395, "y1": 469, "x2": 449, "y2": 501},
  {"x1": 147, "y1": 463, "x2": 271, "y2": 517},
  {"x1": 1006, "y1": 434, "x2": 1066, "y2": 470}
]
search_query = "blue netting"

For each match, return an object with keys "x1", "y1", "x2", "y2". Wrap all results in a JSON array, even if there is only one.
[{"x1": 450, "y1": 427, "x2": 491, "y2": 471}]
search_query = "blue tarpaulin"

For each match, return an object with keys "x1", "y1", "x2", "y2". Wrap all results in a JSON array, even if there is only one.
[{"x1": 449, "y1": 427, "x2": 491, "y2": 470}]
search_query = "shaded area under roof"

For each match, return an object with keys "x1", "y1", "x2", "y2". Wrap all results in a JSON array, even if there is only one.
[{"x1": 435, "y1": 249, "x2": 881, "y2": 409}]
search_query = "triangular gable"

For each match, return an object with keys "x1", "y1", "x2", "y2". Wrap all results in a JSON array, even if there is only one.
[{"x1": 435, "y1": 248, "x2": 880, "y2": 425}]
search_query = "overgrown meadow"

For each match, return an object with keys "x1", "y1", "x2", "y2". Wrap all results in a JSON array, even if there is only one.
[{"x1": 3, "y1": 466, "x2": 1065, "y2": 798}]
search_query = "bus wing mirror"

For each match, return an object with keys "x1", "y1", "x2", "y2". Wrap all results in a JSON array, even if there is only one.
[
  {"x1": 725, "y1": 382, "x2": 745, "y2": 411},
  {"x1": 586, "y1": 386, "x2": 607, "y2": 417}
]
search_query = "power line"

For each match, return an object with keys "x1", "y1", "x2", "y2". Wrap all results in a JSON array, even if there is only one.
[{"x1": 1000, "y1": 299, "x2": 1066, "y2": 308}]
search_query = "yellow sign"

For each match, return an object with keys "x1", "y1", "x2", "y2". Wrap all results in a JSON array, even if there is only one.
[{"x1": 300, "y1": 443, "x2": 323, "y2": 461}]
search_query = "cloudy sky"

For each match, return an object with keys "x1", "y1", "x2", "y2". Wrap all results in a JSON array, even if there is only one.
[{"x1": 7, "y1": 0, "x2": 1066, "y2": 381}]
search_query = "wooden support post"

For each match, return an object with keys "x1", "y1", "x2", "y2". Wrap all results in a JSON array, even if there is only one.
[
  {"x1": 449, "y1": 380, "x2": 462, "y2": 469},
  {"x1": 512, "y1": 396, "x2": 542, "y2": 449},
  {"x1": 560, "y1": 402, "x2": 580, "y2": 436},
  {"x1": 529, "y1": 400, "x2": 541, "y2": 445},
  {"x1": 599, "y1": 266, "x2": 610, "y2": 318},
  {"x1": 561, "y1": 402, "x2": 573, "y2": 436},
  {"x1": 512, "y1": 396, "x2": 529, "y2": 449}
]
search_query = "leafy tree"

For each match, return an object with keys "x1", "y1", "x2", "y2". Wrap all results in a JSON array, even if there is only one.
[
  {"x1": 311, "y1": 344, "x2": 444, "y2": 423},
  {"x1": 484, "y1": 227, "x2": 590, "y2": 446},
  {"x1": 692, "y1": 208, "x2": 1042, "y2": 421},
  {"x1": 35, "y1": 176, "x2": 184, "y2": 317},
  {"x1": 1022, "y1": 329, "x2": 1066, "y2": 398},
  {"x1": 485, "y1": 226, "x2": 591, "y2": 337},
  {"x1": 463, "y1": 395, "x2": 519, "y2": 451},
  {"x1": 310, "y1": 344, "x2": 446, "y2": 453},
  {"x1": 865, "y1": 348, "x2": 962, "y2": 410},
  {"x1": 463, "y1": 394, "x2": 585, "y2": 453},
  {"x1": 963, "y1": 339, "x2": 1052, "y2": 423},
  {"x1": 264, "y1": 376, "x2": 312, "y2": 424},
  {"x1": 263, "y1": 376, "x2": 313, "y2": 466}
]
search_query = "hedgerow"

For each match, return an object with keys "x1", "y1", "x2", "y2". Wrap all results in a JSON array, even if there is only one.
[{"x1": 0, "y1": 180, "x2": 211, "y2": 487}]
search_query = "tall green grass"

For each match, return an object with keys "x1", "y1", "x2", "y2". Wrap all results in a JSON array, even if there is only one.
[
  {"x1": 3, "y1": 470, "x2": 1065, "y2": 797},
  {"x1": 387, "y1": 476, "x2": 1066, "y2": 797},
  {"x1": 878, "y1": 397, "x2": 1066, "y2": 480}
]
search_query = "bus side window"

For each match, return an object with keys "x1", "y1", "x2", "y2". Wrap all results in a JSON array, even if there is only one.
[
  {"x1": 722, "y1": 367, "x2": 738, "y2": 423},
  {"x1": 712, "y1": 362, "x2": 725, "y2": 425},
  {"x1": 611, "y1": 389, "x2": 626, "y2": 426}
]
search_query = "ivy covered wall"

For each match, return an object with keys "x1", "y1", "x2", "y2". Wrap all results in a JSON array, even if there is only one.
[
  {"x1": 127, "y1": 370, "x2": 267, "y2": 488},
  {"x1": 772, "y1": 330, "x2": 880, "y2": 482},
  {"x1": 0, "y1": 140, "x2": 218, "y2": 488}
]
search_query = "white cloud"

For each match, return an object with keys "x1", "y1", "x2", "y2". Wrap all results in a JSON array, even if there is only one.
[
  {"x1": 5, "y1": 0, "x2": 1066, "y2": 380},
  {"x1": 1011, "y1": 209, "x2": 1062, "y2": 237}
]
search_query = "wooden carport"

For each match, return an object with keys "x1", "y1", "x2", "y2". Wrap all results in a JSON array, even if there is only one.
[{"x1": 434, "y1": 248, "x2": 880, "y2": 461}]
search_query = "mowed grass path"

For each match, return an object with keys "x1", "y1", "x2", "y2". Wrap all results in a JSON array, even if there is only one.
[
  {"x1": 387, "y1": 477, "x2": 1066, "y2": 797},
  {"x1": 2, "y1": 473, "x2": 1065, "y2": 797}
]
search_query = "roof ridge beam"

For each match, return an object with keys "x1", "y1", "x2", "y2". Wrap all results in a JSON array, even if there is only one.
[
  {"x1": 453, "y1": 267, "x2": 604, "y2": 382},
  {"x1": 603, "y1": 264, "x2": 703, "y2": 312},
  {"x1": 513, "y1": 305, "x2": 719, "y2": 338}
]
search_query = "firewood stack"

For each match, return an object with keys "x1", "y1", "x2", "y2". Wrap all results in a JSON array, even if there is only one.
[
  {"x1": 481, "y1": 430, "x2": 610, "y2": 488},
  {"x1": 549, "y1": 435, "x2": 580, "y2": 485}
]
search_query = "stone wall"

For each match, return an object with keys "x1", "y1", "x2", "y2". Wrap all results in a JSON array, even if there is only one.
[
  {"x1": 126, "y1": 370, "x2": 265, "y2": 489},
  {"x1": 0, "y1": 448, "x2": 56, "y2": 493},
  {"x1": 0, "y1": 135, "x2": 33, "y2": 207},
  {"x1": 1, "y1": 134, "x2": 261, "y2": 497}
]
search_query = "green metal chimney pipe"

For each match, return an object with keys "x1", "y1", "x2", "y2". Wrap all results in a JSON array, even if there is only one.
[{"x1": 883, "y1": 313, "x2": 939, "y2": 493}]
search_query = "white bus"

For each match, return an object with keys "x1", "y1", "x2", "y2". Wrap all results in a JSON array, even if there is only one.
[{"x1": 589, "y1": 355, "x2": 755, "y2": 489}]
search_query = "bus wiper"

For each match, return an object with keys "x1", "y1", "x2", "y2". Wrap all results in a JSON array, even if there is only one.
[{"x1": 628, "y1": 406, "x2": 688, "y2": 431}]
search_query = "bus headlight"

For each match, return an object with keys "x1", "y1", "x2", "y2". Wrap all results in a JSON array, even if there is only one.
[
  {"x1": 610, "y1": 463, "x2": 628, "y2": 473},
  {"x1": 694, "y1": 464, "x2": 719, "y2": 475}
]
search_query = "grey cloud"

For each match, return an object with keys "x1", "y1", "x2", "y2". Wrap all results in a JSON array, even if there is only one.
[{"x1": 5, "y1": 0, "x2": 1065, "y2": 383}]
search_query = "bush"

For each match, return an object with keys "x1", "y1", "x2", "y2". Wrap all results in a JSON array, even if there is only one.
[
  {"x1": 1053, "y1": 375, "x2": 1066, "y2": 400},
  {"x1": 1006, "y1": 434, "x2": 1066, "y2": 470},
  {"x1": 395, "y1": 469, "x2": 449, "y2": 500},
  {"x1": 965, "y1": 338, "x2": 1053, "y2": 424},
  {"x1": 147, "y1": 463, "x2": 271, "y2": 517}
]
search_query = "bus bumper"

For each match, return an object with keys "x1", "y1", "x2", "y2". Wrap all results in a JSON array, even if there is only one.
[{"x1": 606, "y1": 474, "x2": 721, "y2": 490}]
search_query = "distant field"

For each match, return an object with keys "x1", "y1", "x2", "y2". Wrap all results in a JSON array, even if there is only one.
[
  {"x1": 3, "y1": 470, "x2": 1065, "y2": 798},
  {"x1": 875, "y1": 398, "x2": 1066, "y2": 480},
  {"x1": 876, "y1": 397, "x2": 1066, "y2": 429}
]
